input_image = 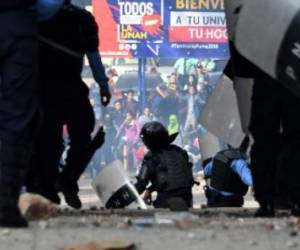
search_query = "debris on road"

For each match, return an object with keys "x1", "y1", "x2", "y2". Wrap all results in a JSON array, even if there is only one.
[
  {"x1": 286, "y1": 241, "x2": 299, "y2": 248},
  {"x1": 154, "y1": 212, "x2": 199, "y2": 229},
  {"x1": 38, "y1": 221, "x2": 49, "y2": 230},
  {"x1": 249, "y1": 240, "x2": 258, "y2": 246},
  {"x1": 292, "y1": 217, "x2": 300, "y2": 226},
  {"x1": 0, "y1": 229, "x2": 11, "y2": 237},
  {"x1": 130, "y1": 218, "x2": 154, "y2": 228},
  {"x1": 19, "y1": 193, "x2": 58, "y2": 221},
  {"x1": 62, "y1": 240, "x2": 135, "y2": 250}
]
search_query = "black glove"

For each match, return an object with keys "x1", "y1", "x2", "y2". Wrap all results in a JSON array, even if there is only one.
[{"x1": 100, "y1": 88, "x2": 111, "y2": 107}]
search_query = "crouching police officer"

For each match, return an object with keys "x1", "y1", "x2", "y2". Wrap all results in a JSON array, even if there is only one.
[
  {"x1": 0, "y1": 0, "x2": 39, "y2": 228},
  {"x1": 135, "y1": 122, "x2": 195, "y2": 210},
  {"x1": 203, "y1": 136, "x2": 252, "y2": 207}
]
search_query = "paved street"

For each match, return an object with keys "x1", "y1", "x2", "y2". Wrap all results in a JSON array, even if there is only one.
[
  {"x1": 1, "y1": 177, "x2": 298, "y2": 250},
  {"x1": 76, "y1": 176, "x2": 259, "y2": 209},
  {"x1": 1, "y1": 208, "x2": 299, "y2": 250}
]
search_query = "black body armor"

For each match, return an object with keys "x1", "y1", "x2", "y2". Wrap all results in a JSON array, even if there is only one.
[
  {"x1": 210, "y1": 149, "x2": 248, "y2": 195},
  {"x1": 139, "y1": 145, "x2": 194, "y2": 193}
]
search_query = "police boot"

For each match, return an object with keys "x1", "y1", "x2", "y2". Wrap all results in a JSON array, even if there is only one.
[
  {"x1": 291, "y1": 203, "x2": 300, "y2": 217},
  {"x1": 26, "y1": 176, "x2": 61, "y2": 205},
  {"x1": 291, "y1": 195, "x2": 300, "y2": 217},
  {"x1": 0, "y1": 143, "x2": 28, "y2": 228},
  {"x1": 55, "y1": 147, "x2": 86, "y2": 210},
  {"x1": 255, "y1": 202, "x2": 275, "y2": 217},
  {"x1": 55, "y1": 173, "x2": 81, "y2": 209},
  {"x1": 56, "y1": 128, "x2": 105, "y2": 209},
  {"x1": 167, "y1": 197, "x2": 189, "y2": 211},
  {"x1": 36, "y1": 187, "x2": 61, "y2": 205}
]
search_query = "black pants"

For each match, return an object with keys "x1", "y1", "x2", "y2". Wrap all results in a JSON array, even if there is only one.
[
  {"x1": 33, "y1": 88, "x2": 95, "y2": 195},
  {"x1": 0, "y1": 10, "x2": 38, "y2": 219},
  {"x1": 0, "y1": 10, "x2": 38, "y2": 144},
  {"x1": 154, "y1": 188, "x2": 193, "y2": 209},
  {"x1": 205, "y1": 188, "x2": 244, "y2": 207},
  {"x1": 250, "y1": 71, "x2": 300, "y2": 205}
]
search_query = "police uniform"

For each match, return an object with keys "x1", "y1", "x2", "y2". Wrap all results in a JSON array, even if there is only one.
[
  {"x1": 250, "y1": 69, "x2": 300, "y2": 216},
  {"x1": 136, "y1": 145, "x2": 194, "y2": 208},
  {"x1": 203, "y1": 149, "x2": 251, "y2": 207},
  {"x1": 0, "y1": 0, "x2": 38, "y2": 228},
  {"x1": 135, "y1": 122, "x2": 194, "y2": 209},
  {"x1": 31, "y1": 3, "x2": 107, "y2": 209}
]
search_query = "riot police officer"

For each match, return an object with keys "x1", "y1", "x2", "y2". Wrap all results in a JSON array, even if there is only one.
[
  {"x1": 250, "y1": 69, "x2": 300, "y2": 217},
  {"x1": 203, "y1": 137, "x2": 252, "y2": 207},
  {"x1": 30, "y1": 0, "x2": 111, "y2": 209},
  {"x1": 135, "y1": 122, "x2": 194, "y2": 210},
  {"x1": 0, "y1": 0, "x2": 38, "y2": 228}
]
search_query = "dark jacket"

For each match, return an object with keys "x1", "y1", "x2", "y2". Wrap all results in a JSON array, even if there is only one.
[
  {"x1": 0, "y1": 0, "x2": 36, "y2": 10},
  {"x1": 39, "y1": 4, "x2": 98, "y2": 96}
]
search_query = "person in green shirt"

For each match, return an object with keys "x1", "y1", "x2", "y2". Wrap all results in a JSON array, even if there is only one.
[{"x1": 168, "y1": 114, "x2": 180, "y2": 135}]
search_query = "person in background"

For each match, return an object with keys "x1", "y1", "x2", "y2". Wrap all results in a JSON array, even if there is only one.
[
  {"x1": 112, "y1": 99, "x2": 125, "y2": 130},
  {"x1": 85, "y1": 98, "x2": 103, "y2": 178},
  {"x1": 156, "y1": 73, "x2": 180, "y2": 126},
  {"x1": 106, "y1": 68, "x2": 118, "y2": 96},
  {"x1": 155, "y1": 73, "x2": 178, "y2": 99},
  {"x1": 124, "y1": 90, "x2": 139, "y2": 118},
  {"x1": 198, "y1": 59, "x2": 216, "y2": 73},
  {"x1": 100, "y1": 112, "x2": 116, "y2": 167},
  {"x1": 183, "y1": 74, "x2": 198, "y2": 91},
  {"x1": 182, "y1": 84, "x2": 202, "y2": 132},
  {"x1": 203, "y1": 136, "x2": 252, "y2": 207},
  {"x1": 196, "y1": 63, "x2": 212, "y2": 103},
  {"x1": 167, "y1": 114, "x2": 183, "y2": 147},
  {"x1": 173, "y1": 58, "x2": 198, "y2": 88},
  {"x1": 118, "y1": 112, "x2": 141, "y2": 172},
  {"x1": 168, "y1": 114, "x2": 180, "y2": 136},
  {"x1": 139, "y1": 107, "x2": 155, "y2": 127}
]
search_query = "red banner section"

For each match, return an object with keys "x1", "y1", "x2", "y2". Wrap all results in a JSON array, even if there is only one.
[
  {"x1": 169, "y1": 26, "x2": 227, "y2": 43},
  {"x1": 93, "y1": 0, "x2": 132, "y2": 58}
]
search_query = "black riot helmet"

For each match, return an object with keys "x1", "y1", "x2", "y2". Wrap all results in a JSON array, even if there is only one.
[{"x1": 140, "y1": 122, "x2": 178, "y2": 150}]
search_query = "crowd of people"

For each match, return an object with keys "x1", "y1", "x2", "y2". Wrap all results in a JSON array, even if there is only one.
[{"x1": 86, "y1": 58, "x2": 221, "y2": 175}]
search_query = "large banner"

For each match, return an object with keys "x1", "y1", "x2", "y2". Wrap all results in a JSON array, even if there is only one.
[{"x1": 93, "y1": 0, "x2": 229, "y2": 58}]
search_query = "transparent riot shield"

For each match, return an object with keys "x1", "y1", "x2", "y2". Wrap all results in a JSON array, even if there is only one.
[
  {"x1": 224, "y1": 0, "x2": 245, "y2": 39},
  {"x1": 236, "y1": 0, "x2": 299, "y2": 78},
  {"x1": 92, "y1": 160, "x2": 147, "y2": 209},
  {"x1": 198, "y1": 130, "x2": 222, "y2": 161},
  {"x1": 200, "y1": 76, "x2": 245, "y2": 148},
  {"x1": 235, "y1": 0, "x2": 300, "y2": 97},
  {"x1": 234, "y1": 77, "x2": 253, "y2": 133}
]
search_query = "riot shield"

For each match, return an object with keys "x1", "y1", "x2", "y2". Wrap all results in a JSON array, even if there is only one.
[
  {"x1": 236, "y1": 0, "x2": 298, "y2": 78},
  {"x1": 234, "y1": 77, "x2": 253, "y2": 133},
  {"x1": 92, "y1": 160, "x2": 147, "y2": 209},
  {"x1": 200, "y1": 76, "x2": 245, "y2": 148},
  {"x1": 224, "y1": 0, "x2": 245, "y2": 40},
  {"x1": 235, "y1": 0, "x2": 300, "y2": 96},
  {"x1": 198, "y1": 130, "x2": 222, "y2": 162}
]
